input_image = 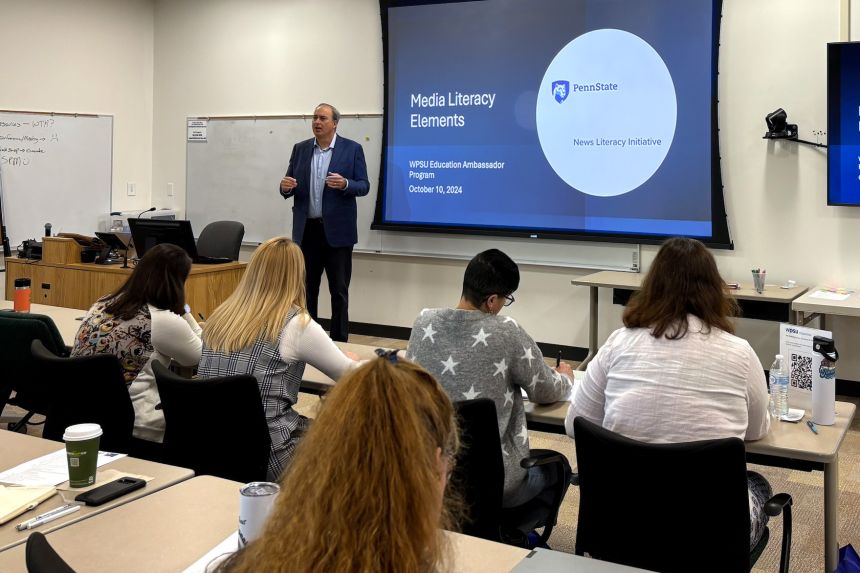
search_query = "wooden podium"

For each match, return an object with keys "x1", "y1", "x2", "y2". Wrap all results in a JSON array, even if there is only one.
[{"x1": 5, "y1": 237, "x2": 245, "y2": 317}]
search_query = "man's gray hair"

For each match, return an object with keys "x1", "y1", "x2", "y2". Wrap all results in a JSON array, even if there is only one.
[{"x1": 316, "y1": 103, "x2": 340, "y2": 122}]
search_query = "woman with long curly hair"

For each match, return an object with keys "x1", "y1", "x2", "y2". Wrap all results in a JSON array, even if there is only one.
[
  {"x1": 565, "y1": 237, "x2": 772, "y2": 550},
  {"x1": 219, "y1": 354, "x2": 461, "y2": 573}
]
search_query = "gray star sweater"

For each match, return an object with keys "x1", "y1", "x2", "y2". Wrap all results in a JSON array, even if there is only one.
[{"x1": 407, "y1": 308, "x2": 573, "y2": 503}]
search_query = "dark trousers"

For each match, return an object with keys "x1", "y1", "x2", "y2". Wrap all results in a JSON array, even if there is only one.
[{"x1": 300, "y1": 218, "x2": 352, "y2": 342}]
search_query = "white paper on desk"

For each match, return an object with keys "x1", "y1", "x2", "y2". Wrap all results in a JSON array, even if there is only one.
[
  {"x1": 809, "y1": 290, "x2": 851, "y2": 301},
  {"x1": 779, "y1": 323, "x2": 832, "y2": 412},
  {"x1": 182, "y1": 531, "x2": 238, "y2": 573},
  {"x1": 0, "y1": 450, "x2": 127, "y2": 487}
]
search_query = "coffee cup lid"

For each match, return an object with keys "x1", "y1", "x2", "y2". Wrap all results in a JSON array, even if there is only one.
[{"x1": 63, "y1": 423, "x2": 103, "y2": 441}]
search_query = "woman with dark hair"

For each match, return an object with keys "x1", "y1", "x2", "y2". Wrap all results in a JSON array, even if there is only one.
[
  {"x1": 218, "y1": 355, "x2": 461, "y2": 573},
  {"x1": 71, "y1": 243, "x2": 203, "y2": 442},
  {"x1": 565, "y1": 237, "x2": 772, "y2": 549}
]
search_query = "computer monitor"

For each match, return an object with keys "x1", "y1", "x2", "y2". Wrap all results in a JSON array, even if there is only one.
[{"x1": 127, "y1": 219, "x2": 199, "y2": 260}]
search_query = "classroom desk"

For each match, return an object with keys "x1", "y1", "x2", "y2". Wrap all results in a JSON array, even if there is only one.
[
  {"x1": 571, "y1": 271, "x2": 809, "y2": 371},
  {"x1": 0, "y1": 430, "x2": 193, "y2": 552},
  {"x1": 5, "y1": 255, "x2": 244, "y2": 319},
  {"x1": 0, "y1": 301, "x2": 86, "y2": 346},
  {"x1": 0, "y1": 474, "x2": 649, "y2": 573},
  {"x1": 523, "y1": 399, "x2": 855, "y2": 573},
  {"x1": 792, "y1": 285, "x2": 860, "y2": 330}
]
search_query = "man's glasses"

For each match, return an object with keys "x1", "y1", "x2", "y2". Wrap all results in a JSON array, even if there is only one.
[{"x1": 482, "y1": 293, "x2": 515, "y2": 307}]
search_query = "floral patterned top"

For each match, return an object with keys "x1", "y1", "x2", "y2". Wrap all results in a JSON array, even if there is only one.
[{"x1": 71, "y1": 301, "x2": 153, "y2": 385}]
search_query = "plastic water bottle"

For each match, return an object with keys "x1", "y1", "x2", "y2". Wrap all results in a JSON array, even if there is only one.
[{"x1": 769, "y1": 354, "x2": 789, "y2": 420}]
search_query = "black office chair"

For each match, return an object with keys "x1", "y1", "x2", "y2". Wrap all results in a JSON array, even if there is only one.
[
  {"x1": 25, "y1": 532, "x2": 77, "y2": 573},
  {"x1": 153, "y1": 362, "x2": 270, "y2": 483},
  {"x1": 196, "y1": 220, "x2": 244, "y2": 261},
  {"x1": 453, "y1": 399, "x2": 572, "y2": 549},
  {"x1": 30, "y1": 340, "x2": 137, "y2": 454},
  {"x1": 572, "y1": 417, "x2": 793, "y2": 573},
  {"x1": 0, "y1": 312, "x2": 69, "y2": 432}
]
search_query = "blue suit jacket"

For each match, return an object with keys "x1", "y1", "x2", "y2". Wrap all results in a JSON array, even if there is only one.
[{"x1": 279, "y1": 135, "x2": 369, "y2": 248}]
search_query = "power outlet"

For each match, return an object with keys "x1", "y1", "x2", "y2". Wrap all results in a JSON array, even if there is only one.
[
  {"x1": 126, "y1": 182, "x2": 137, "y2": 196},
  {"x1": 167, "y1": 182, "x2": 174, "y2": 197}
]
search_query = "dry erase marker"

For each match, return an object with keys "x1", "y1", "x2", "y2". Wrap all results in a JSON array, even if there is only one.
[{"x1": 16, "y1": 503, "x2": 80, "y2": 531}]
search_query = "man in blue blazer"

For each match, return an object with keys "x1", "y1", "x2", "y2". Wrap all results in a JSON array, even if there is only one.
[{"x1": 279, "y1": 103, "x2": 370, "y2": 341}]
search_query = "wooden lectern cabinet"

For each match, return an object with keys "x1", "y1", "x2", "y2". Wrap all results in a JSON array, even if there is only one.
[{"x1": 5, "y1": 237, "x2": 245, "y2": 317}]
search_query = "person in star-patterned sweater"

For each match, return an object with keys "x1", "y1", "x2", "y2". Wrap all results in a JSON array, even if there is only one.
[{"x1": 407, "y1": 249, "x2": 574, "y2": 508}]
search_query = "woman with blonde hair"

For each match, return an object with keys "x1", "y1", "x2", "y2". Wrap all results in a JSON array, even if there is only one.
[
  {"x1": 199, "y1": 236, "x2": 357, "y2": 479},
  {"x1": 219, "y1": 354, "x2": 460, "y2": 573}
]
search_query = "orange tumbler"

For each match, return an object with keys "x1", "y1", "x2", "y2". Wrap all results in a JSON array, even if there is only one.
[{"x1": 13, "y1": 278, "x2": 31, "y2": 312}]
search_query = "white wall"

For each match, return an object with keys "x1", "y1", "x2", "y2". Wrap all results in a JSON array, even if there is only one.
[
  {"x1": 151, "y1": 0, "x2": 382, "y2": 212},
  {"x1": 6, "y1": 1, "x2": 859, "y2": 380},
  {"x1": 0, "y1": 0, "x2": 154, "y2": 215}
]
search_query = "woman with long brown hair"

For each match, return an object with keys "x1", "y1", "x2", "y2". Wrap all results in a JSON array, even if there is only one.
[
  {"x1": 565, "y1": 237, "x2": 772, "y2": 549},
  {"x1": 219, "y1": 354, "x2": 460, "y2": 573},
  {"x1": 71, "y1": 243, "x2": 202, "y2": 442}
]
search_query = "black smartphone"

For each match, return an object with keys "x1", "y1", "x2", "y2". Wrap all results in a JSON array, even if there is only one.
[{"x1": 74, "y1": 477, "x2": 146, "y2": 506}]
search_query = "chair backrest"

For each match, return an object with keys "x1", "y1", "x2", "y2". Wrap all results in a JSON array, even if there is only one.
[
  {"x1": 196, "y1": 220, "x2": 244, "y2": 260},
  {"x1": 0, "y1": 312, "x2": 68, "y2": 414},
  {"x1": 452, "y1": 399, "x2": 506, "y2": 541},
  {"x1": 25, "y1": 531, "x2": 77, "y2": 573},
  {"x1": 572, "y1": 417, "x2": 751, "y2": 573},
  {"x1": 30, "y1": 340, "x2": 135, "y2": 453},
  {"x1": 152, "y1": 361, "x2": 270, "y2": 483}
]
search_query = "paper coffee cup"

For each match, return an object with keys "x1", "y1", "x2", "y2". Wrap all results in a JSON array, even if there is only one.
[{"x1": 63, "y1": 424, "x2": 102, "y2": 488}]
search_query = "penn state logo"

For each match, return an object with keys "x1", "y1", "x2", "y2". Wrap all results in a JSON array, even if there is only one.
[{"x1": 552, "y1": 80, "x2": 569, "y2": 103}]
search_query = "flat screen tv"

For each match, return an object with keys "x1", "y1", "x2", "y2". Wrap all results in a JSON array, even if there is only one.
[
  {"x1": 373, "y1": 0, "x2": 731, "y2": 247},
  {"x1": 827, "y1": 42, "x2": 860, "y2": 206}
]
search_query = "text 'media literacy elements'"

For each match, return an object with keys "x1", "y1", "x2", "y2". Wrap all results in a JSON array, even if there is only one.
[{"x1": 409, "y1": 91, "x2": 496, "y2": 128}]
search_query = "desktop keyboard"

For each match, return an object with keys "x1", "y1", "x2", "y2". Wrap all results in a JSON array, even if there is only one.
[{"x1": 194, "y1": 255, "x2": 232, "y2": 265}]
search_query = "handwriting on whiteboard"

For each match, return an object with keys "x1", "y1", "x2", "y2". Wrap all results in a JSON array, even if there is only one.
[{"x1": 0, "y1": 119, "x2": 60, "y2": 168}]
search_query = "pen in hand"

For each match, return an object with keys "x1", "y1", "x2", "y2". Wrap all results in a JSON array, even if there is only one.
[
  {"x1": 556, "y1": 351, "x2": 562, "y2": 368},
  {"x1": 16, "y1": 503, "x2": 81, "y2": 531},
  {"x1": 198, "y1": 312, "x2": 205, "y2": 322}
]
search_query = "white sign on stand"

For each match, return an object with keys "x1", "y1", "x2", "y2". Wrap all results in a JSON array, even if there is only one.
[{"x1": 779, "y1": 323, "x2": 833, "y2": 411}]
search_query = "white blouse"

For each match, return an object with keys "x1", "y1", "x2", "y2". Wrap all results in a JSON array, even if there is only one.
[
  {"x1": 565, "y1": 315, "x2": 770, "y2": 444},
  {"x1": 129, "y1": 305, "x2": 203, "y2": 442}
]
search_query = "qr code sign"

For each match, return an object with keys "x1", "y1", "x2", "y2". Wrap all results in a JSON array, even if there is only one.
[{"x1": 791, "y1": 353, "x2": 813, "y2": 390}]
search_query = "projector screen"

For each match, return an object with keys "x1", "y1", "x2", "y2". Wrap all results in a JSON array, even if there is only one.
[
  {"x1": 374, "y1": 0, "x2": 731, "y2": 247},
  {"x1": 828, "y1": 42, "x2": 860, "y2": 206}
]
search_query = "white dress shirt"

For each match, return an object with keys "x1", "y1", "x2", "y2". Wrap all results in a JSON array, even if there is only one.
[{"x1": 566, "y1": 315, "x2": 770, "y2": 443}]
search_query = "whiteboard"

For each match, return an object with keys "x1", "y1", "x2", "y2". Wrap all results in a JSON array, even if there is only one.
[
  {"x1": 0, "y1": 111, "x2": 112, "y2": 247},
  {"x1": 186, "y1": 115, "x2": 639, "y2": 270}
]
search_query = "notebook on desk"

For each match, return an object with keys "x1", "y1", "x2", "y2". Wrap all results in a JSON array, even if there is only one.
[{"x1": 0, "y1": 485, "x2": 57, "y2": 525}]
